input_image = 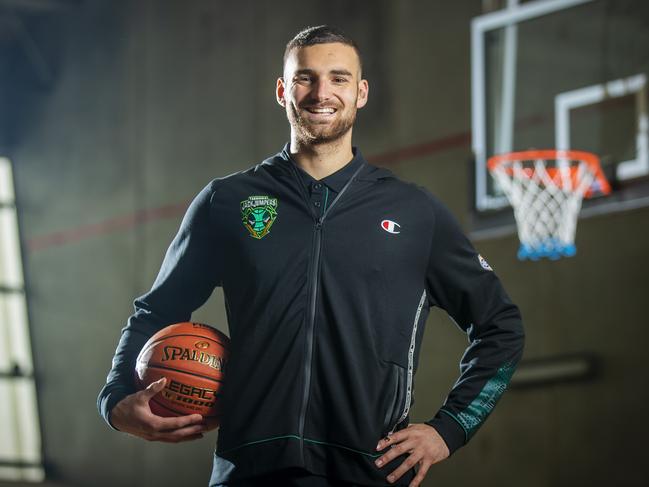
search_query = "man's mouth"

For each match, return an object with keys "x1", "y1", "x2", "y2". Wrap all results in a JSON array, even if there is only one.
[{"x1": 303, "y1": 106, "x2": 337, "y2": 114}]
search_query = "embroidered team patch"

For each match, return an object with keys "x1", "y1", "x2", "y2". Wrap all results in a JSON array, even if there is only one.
[
  {"x1": 478, "y1": 254, "x2": 493, "y2": 271},
  {"x1": 241, "y1": 195, "x2": 278, "y2": 239}
]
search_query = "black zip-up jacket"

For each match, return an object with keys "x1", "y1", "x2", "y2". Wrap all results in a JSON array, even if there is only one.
[{"x1": 98, "y1": 145, "x2": 524, "y2": 486}]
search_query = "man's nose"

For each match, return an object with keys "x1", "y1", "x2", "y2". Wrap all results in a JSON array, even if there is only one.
[{"x1": 312, "y1": 79, "x2": 332, "y2": 101}]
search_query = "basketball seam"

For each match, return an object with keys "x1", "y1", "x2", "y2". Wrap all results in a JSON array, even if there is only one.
[
  {"x1": 139, "y1": 333, "x2": 229, "y2": 357},
  {"x1": 150, "y1": 396, "x2": 188, "y2": 416},
  {"x1": 150, "y1": 396, "x2": 219, "y2": 418},
  {"x1": 141, "y1": 333, "x2": 228, "y2": 350},
  {"x1": 146, "y1": 364, "x2": 224, "y2": 383}
]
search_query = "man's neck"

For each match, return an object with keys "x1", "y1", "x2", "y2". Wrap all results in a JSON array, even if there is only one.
[{"x1": 289, "y1": 131, "x2": 355, "y2": 180}]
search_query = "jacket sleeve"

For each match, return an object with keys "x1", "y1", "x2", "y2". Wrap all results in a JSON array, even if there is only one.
[
  {"x1": 422, "y1": 193, "x2": 524, "y2": 454},
  {"x1": 97, "y1": 181, "x2": 222, "y2": 428}
]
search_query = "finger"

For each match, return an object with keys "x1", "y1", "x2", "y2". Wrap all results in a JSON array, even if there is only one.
[
  {"x1": 408, "y1": 461, "x2": 431, "y2": 487},
  {"x1": 159, "y1": 433, "x2": 204, "y2": 444},
  {"x1": 153, "y1": 413, "x2": 204, "y2": 431},
  {"x1": 376, "y1": 430, "x2": 406, "y2": 451},
  {"x1": 375, "y1": 438, "x2": 416, "y2": 468},
  {"x1": 155, "y1": 423, "x2": 207, "y2": 441},
  {"x1": 141, "y1": 377, "x2": 167, "y2": 400},
  {"x1": 386, "y1": 451, "x2": 422, "y2": 484}
]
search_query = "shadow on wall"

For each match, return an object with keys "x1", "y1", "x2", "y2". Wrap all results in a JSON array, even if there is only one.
[{"x1": 1, "y1": 3, "x2": 75, "y2": 152}]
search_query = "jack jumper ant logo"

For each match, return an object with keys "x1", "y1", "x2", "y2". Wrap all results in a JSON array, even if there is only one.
[{"x1": 241, "y1": 195, "x2": 278, "y2": 239}]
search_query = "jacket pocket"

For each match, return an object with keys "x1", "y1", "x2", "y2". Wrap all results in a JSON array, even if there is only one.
[{"x1": 382, "y1": 363, "x2": 407, "y2": 436}]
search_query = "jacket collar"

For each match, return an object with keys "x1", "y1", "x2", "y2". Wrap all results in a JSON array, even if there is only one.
[{"x1": 274, "y1": 142, "x2": 394, "y2": 188}]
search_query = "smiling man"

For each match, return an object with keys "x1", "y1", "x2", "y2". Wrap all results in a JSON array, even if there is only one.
[
  {"x1": 278, "y1": 37, "x2": 367, "y2": 161},
  {"x1": 98, "y1": 26, "x2": 524, "y2": 487}
]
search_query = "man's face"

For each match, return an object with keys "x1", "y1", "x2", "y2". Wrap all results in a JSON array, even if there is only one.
[{"x1": 277, "y1": 42, "x2": 369, "y2": 145}]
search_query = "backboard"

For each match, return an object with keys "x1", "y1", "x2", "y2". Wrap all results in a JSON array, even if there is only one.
[{"x1": 472, "y1": 0, "x2": 649, "y2": 214}]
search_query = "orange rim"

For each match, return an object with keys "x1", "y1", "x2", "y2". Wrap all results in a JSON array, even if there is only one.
[{"x1": 487, "y1": 149, "x2": 611, "y2": 195}]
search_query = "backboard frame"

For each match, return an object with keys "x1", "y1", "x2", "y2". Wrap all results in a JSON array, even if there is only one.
[
  {"x1": 472, "y1": 0, "x2": 649, "y2": 220},
  {"x1": 555, "y1": 74, "x2": 648, "y2": 181},
  {"x1": 471, "y1": 0, "x2": 597, "y2": 211}
]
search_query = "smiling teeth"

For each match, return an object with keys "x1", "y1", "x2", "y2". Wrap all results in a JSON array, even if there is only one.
[{"x1": 308, "y1": 108, "x2": 335, "y2": 113}]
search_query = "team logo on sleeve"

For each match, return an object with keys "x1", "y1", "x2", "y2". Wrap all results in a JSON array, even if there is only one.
[
  {"x1": 241, "y1": 195, "x2": 278, "y2": 239},
  {"x1": 478, "y1": 254, "x2": 493, "y2": 271}
]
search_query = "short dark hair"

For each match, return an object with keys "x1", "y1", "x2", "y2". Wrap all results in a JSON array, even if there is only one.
[{"x1": 283, "y1": 25, "x2": 363, "y2": 73}]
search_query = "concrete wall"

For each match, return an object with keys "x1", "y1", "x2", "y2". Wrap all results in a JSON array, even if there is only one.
[{"x1": 1, "y1": 1, "x2": 648, "y2": 486}]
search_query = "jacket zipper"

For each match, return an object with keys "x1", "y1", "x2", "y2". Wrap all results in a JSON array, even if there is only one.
[
  {"x1": 298, "y1": 217, "x2": 322, "y2": 463},
  {"x1": 291, "y1": 160, "x2": 366, "y2": 463},
  {"x1": 389, "y1": 289, "x2": 427, "y2": 434}
]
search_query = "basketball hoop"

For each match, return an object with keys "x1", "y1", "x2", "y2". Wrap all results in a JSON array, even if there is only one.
[{"x1": 487, "y1": 150, "x2": 611, "y2": 260}]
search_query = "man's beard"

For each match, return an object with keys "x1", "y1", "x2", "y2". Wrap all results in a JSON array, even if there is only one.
[{"x1": 287, "y1": 103, "x2": 357, "y2": 145}]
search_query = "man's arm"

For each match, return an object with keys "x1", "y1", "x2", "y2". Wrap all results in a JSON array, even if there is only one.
[
  {"x1": 375, "y1": 192, "x2": 524, "y2": 485},
  {"x1": 97, "y1": 181, "x2": 223, "y2": 440},
  {"x1": 421, "y1": 196, "x2": 524, "y2": 452}
]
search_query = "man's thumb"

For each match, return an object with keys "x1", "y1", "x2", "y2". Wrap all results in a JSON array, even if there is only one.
[{"x1": 142, "y1": 377, "x2": 167, "y2": 399}]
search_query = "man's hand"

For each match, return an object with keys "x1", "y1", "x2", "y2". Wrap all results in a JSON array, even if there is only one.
[
  {"x1": 110, "y1": 378, "x2": 212, "y2": 443},
  {"x1": 375, "y1": 423, "x2": 450, "y2": 486}
]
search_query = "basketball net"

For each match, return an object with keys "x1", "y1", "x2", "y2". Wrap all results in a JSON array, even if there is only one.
[{"x1": 488, "y1": 150, "x2": 611, "y2": 260}]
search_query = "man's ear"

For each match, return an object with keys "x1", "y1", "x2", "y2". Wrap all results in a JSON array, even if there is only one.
[
  {"x1": 356, "y1": 79, "x2": 369, "y2": 109},
  {"x1": 276, "y1": 77, "x2": 286, "y2": 107}
]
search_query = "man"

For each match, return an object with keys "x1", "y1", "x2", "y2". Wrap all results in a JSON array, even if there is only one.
[{"x1": 98, "y1": 25, "x2": 524, "y2": 487}]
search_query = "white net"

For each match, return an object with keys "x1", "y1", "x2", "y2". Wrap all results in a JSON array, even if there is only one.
[{"x1": 488, "y1": 151, "x2": 609, "y2": 260}]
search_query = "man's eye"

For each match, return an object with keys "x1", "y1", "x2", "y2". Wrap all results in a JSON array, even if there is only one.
[
  {"x1": 297, "y1": 75, "x2": 311, "y2": 82},
  {"x1": 333, "y1": 77, "x2": 348, "y2": 83}
]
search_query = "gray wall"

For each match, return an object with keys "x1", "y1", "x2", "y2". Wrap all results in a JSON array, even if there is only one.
[{"x1": 1, "y1": 1, "x2": 648, "y2": 486}]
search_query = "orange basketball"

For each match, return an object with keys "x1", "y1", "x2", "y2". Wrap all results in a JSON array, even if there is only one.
[{"x1": 135, "y1": 322, "x2": 230, "y2": 419}]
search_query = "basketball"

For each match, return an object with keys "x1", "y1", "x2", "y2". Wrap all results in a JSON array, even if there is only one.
[{"x1": 135, "y1": 322, "x2": 230, "y2": 419}]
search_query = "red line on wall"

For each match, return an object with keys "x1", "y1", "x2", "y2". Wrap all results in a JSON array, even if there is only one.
[
  {"x1": 27, "y1": 201, "x2": 190, "y2": 252},
  {"x1": 366, "y1": 132, "x2": 472, "y2": 165},
  {"x1": 26, "y1": 131, "x2": 475, "y2": 253}
]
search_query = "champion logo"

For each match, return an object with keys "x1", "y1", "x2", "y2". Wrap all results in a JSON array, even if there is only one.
[{"x1": 381, "y1": 219, "x2": 401, "y2": 234}]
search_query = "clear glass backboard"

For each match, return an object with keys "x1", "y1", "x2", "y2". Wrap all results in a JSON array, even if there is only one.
[{"x1": 472, "y1": 0, "x2": 649, "y2": 215}]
